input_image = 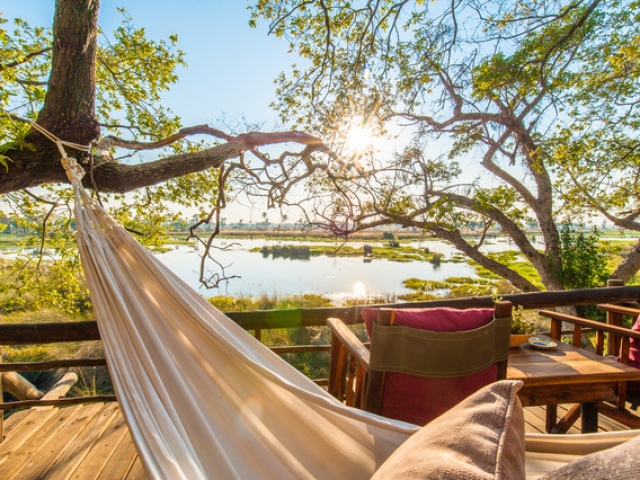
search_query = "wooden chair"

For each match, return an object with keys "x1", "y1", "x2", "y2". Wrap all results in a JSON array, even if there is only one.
[
  {"x1": 327, "y1": 301, "x2": 513, "y2": 425},
  {"x1": 538, "y1": 304, "x2": 640, "y2": 430}
]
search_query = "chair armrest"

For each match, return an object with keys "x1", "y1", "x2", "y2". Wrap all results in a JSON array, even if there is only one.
[
  {"x1": 538, "y1": 310, "x2": 640, "y2": 340},
  {"x1": 326, "y1": 317, "x2": 370, "y2": 370}
]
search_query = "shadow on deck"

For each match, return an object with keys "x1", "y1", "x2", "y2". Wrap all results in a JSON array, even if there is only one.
[{"x1": 0, "y1": 401, "x2": 633, "y2": 480}]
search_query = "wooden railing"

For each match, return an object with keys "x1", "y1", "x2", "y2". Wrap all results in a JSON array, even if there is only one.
[{"x1": 1, "y1": 283, "x2": 639, "y2": 414}]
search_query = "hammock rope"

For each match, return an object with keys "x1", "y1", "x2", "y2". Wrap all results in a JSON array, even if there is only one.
[{"x1": 32, "y1": 123, "x2": 418, "y2": 479}]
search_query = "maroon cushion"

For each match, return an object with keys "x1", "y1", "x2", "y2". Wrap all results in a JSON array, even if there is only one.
[
  {"x1": 361, "y1": 307, "x2": 497, "y2": 425},
  {"x1": 628, "y1": 315, "x2": 640, "y2": 369},
  {"x1": 625, "y1": 315, "x2": 640, "y2": 398}
]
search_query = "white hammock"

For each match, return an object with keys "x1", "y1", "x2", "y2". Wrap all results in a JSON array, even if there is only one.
[{"x1": 62, "y1": 157, "x2": 418, "y2": 479}]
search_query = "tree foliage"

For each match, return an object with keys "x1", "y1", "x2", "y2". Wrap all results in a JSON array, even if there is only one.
[
  {"x1": 0, "y1": 1, "x2": 339, "y2": 310},
  {"x1": 251, "y1": 0, "x2": 640, "y2": 291},
  {"x1": 1, "y1": 1, "x2": 639, "y2": 309}
]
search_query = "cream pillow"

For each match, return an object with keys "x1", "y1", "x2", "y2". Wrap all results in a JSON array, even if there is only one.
[
  {"x1": 371, "y1": 380, "x2": 525, "y2": 479},
  {"x1": 540, "y1": 434, "x2": 640, "y2": 479}
]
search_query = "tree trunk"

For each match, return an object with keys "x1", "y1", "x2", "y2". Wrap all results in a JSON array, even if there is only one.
[
  {"x1": 9, "y1": 0, "x2": 100, "y2": 191},
  {"x1": 36, "y1": 0, "x2": 100, "y2": 145}
]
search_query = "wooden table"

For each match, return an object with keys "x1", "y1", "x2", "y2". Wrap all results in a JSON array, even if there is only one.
[{"x1": 507, "y1": 340, "x2": 640, "y2": 433}]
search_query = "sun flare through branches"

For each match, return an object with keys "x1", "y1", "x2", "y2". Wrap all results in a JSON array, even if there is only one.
[{"x1": 335, "y1": 114, "x2": 377, "y2": 163}]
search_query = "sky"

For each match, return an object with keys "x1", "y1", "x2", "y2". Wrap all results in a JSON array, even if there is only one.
[
  {"x1": 5, "y1": 1, "x2": 302, "y2": 222},
  {"x1": 5, "y1": 2, "x2": 464, "y2": 226},
  {"x1": 6, "y1": 1, "x2": 291, "y2": 126}
]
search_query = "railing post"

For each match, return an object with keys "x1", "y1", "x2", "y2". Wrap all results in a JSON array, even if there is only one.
[
  {"x1": 328, "y1": 330, "x2": 340, "y2": 397},
  {"x1": 0, "y1": 318, "x2": 3, "y2": 442},
  {"x1": 0, "y1": 356, "x2": 3, "y2": 443},
  {"x1": 607, "y1": 279, "x2": 625, "y2": 356}
]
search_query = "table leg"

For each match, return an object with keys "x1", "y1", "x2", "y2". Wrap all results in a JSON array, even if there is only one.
[
  {"x1": 545, "y1": 405, "x2": 557, "y2": 432},
  {"x1": 581, "y1": 402, "x2": 599, "y2": 433}
]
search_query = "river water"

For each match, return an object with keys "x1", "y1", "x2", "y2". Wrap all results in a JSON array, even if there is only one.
[
  {"x1": 155, "y1": 238, "x2": 480, "y2": 302},
  {"x1": 0, "y1": 236, "x2": 516, "y2": 302}
]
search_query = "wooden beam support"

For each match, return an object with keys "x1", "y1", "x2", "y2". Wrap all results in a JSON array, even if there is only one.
[
  {"x1": 0, "y1": 358, "x2": 107, "y2": 373},
  {"x1": 0, "y1": 321, "x2": 101, "y2": 345},
  {"x1": 550, "y1": 404, "x2": 581, "y2": 434},
  {"x1": 1, "y1": 372, "x2": 44, "y2": 400},
  {"x1": 0, "y1": 395, "x2": 116, "y2": 410},
  {"x1": 40, "y1": 373, "x2": 78, "y2": 402}
]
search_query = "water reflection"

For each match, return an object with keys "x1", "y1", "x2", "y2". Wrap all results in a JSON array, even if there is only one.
[
  {"x1": 155, "y1": 240, "x2": 479, "y2": 299},
  {"x1": 352, "y1": 281, "x2": 367, "y2": 297}
]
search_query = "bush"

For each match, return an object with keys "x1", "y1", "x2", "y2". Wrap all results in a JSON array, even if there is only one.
[{"x1": 555, "y1": 225, "x2": 609, "y2": 290}]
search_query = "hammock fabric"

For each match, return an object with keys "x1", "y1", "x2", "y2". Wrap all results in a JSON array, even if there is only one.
[{"x1": 62, "y1": 157, "x2": 418, "y2": 479}]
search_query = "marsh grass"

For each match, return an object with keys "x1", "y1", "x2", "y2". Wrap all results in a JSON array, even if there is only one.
[
  {"x1": 206, "y1": 293, "x2": 339, "y2": 380},
  {"x1": 260, "y1": 245, "x2": 311, "y2": 260},
  {"x1": 208, "y1": 293, "x2": 333, "y2": 312},
  {"x1": 399, "y1": 276, "x2": 510, "y2": 301},
  {"x1": 0, "y1": 308, "x2": 85, "y2": 324},
  {"x1": 69, "y1": 341, "x2": 113, "y2": 396},
  {"x1": 262, "y1": 326, "x2": 332, "y2": 379}
]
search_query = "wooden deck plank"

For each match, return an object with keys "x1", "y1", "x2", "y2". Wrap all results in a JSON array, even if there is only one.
[
  {"x1": 125, "y1": 457, "x2": 149, "y2": 480},
  {"x1": 524, "y1": 406, "x2": 548, "y2": 434},
  {"x1": 523, "y1": 405, "x2": 583, "y2": 434},
  {"x1": 524, "y1": 403, "x2": 631, "y2": 435},
  {"x1": 69, "y1": 409, "x2": 130, "y2": 479},
  {"x1": 0, "y1": 405, "x2": 83, "y2": 479},
  {"x1": 0, "y1": 401, "x2": 634, "y2": 479},
  {"x1": 0, "y1": 407, "x2": 59, "y2": 467},
  {"x1": 44, "y1": 402, "x2": 120, "y2": 480},
  {"x1": 14, "y1": 403, "x2": 105, "y2": 480},
  {"x1": 97, "y1": 430, "x2": 139, "y2": 480},
  {"x1": 525, "y1": 404, "x2": 584, "y2": 434},
  {"x1": 594, "y1": 410, "x2": 627, "y2": 432},
  {"x1": 1, "y1": 409, "x2": 36, "y2": 438}
]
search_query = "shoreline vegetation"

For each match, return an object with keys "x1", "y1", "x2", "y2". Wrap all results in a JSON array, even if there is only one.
[
  {"x1": 0, "y1": 228, "x2": 636, "y2": 402},
  {"x1": 1, "y1": 228, "x2": 637, "y2": 306},
  {"x1": 1, "y1": 228, "x2": 635, "y2": 315}
]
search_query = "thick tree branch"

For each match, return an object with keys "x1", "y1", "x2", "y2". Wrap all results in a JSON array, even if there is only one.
[
  {"x1": 95, "y1": 124, "x2": 234, "y2": 151},
  {"x1": 612, "y1": 239, "x2": 640, "y2": 284},
  {"x1": 2, "y1": 123, "x2": 336, "y2": 195},
  {"x1": 429, "y1": 225, "x2": 540, "y2": 292}
]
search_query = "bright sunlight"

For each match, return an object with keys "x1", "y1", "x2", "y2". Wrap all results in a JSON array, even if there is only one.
[
  {"x1": 353, "y1": 281, "x2": 367, "y2": 297},
  {"x1": 340, "y1": 115, "x2": 376, "y2": 158}
]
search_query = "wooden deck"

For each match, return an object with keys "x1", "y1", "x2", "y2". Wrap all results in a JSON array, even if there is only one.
[
  {"x1": 0, "y1": 403, "x2": 146, "y2": 479},
  {"x1": 0, "y1": 402, "x2": 632, "y2": 479}
]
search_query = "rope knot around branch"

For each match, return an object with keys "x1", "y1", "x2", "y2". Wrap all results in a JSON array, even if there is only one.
[
  {"x1": 60, "y1": 156, "x2": 86, "y2": 184},
  {"x1": 30, "y1": 122, "x2": 90, "y2": 184}
]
